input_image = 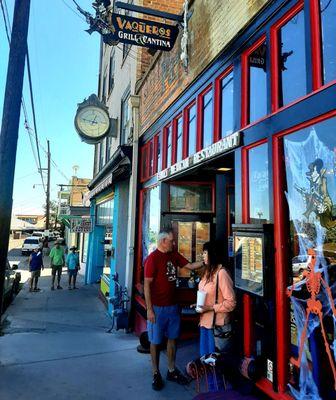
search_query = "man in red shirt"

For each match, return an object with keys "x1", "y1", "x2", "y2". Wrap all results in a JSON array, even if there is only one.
[{"x1": 144, "y1": 230, "x2": 204, "y2": 391}]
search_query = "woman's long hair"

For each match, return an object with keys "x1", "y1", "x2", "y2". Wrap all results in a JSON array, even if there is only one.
[{"x1": 202, "y1": 241, "x2": 222, "y2": 283}]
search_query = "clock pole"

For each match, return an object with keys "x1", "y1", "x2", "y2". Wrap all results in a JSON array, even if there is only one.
[{"x1": 0, "y1": 0, "x2": 31, "y2": 318}]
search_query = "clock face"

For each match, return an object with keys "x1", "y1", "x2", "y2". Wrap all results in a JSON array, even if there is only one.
[{"x1": 75, "y1": 106, "x2": 110, "y2": 139}]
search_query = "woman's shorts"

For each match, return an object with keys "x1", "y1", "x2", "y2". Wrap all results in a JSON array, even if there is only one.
[{"x1": 68, "y1": 269, "x2": 78, "y2": 277}]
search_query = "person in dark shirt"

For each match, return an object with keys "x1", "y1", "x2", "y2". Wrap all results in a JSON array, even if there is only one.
[
  {"x1": 29, "y1": 247, "x2": 44, "y2": 292},
  {"x1": 144, "y1": 230, "x2": 204, "y2": 391}
]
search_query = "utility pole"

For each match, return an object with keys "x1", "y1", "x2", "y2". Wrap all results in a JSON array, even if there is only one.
[
  {"x1": 46, "y1": 140, "x2": 51, "y2": 230},
  {"x1": 0, "y1": 0, "x2": 31, "y2": 318}
]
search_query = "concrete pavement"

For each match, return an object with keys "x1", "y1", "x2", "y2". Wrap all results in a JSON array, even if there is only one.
[{"x1": 0, "y1": 268, "x2": 195, "y2": 400}]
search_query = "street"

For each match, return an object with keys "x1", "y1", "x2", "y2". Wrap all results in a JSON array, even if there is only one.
[{"x1": 0, "y1": 241, "x2": 196, "y2": 400}]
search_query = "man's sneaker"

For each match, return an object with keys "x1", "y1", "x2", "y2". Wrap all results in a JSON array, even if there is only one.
[
  {"x1": 166, "y1": 368, "x2": 189, "y2": 385},
  {"x1": 51, "y1": 286, "x2": 55, "y2": 291},
  {"x1": 152, "y1": 371, "x2": 164, "y2": 391},
  {"x1": 57, "y1": 285, "x2": 63, "y2": 290}
]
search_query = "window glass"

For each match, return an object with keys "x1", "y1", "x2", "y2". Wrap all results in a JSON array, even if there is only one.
[
  {"x1": 283, "y1": 116, "x2": 336, "y2": 394},
  {"x1": 320, "y1": 0, "x2": 336, "y2": 84},
  {"x1": 149, "y1": 140, "x2": 154, "y2": 176},
  {"x1": 141, "y1": 186, "x2": 160, "y2": 264},
  {"x1": 157, "y1": 134, "x2": 161, "y2": 172},
  {"x1": 166, "y1": 125, "x2": 172, "y2": 168},
  {"x1": 121, "y1": 94, "x2": 130, "y2": 145},
  {"x1": 141, "y1": 145, "x2": 148, "y2": 181},
  {"x1": 188, "y1": 104, "x2": 197, "y2": 156},
  {"x1": 99, "y1": 140, "x2": 106, "y2": 170},
  {"x1": 221, "y1": 70, "x2": 234, "y2": 137},
  {"x1": 96, "y1": 198, "x2": 114, "y2": 226},
  {"x1": 203, "y1": 90, "x2": 213, "y2": 148},
  {"x1": 170, "y1": 184, "x2": 213, "y2": 213},
  {"x1": 176, "y1": 116, "x2": 183, "y2": 162},
  {"x1": 248, "y1": 144, "x2": 270, "y2": 223},
  {"x1": 249, "y1": 42, "x2": 267, "y2": 122},
  {"x1": 109, "y1": 51, "x2": 115, "y2": 93},
  {"x1": 278, "y1": 10, "x2": 307, "y2": 107}
]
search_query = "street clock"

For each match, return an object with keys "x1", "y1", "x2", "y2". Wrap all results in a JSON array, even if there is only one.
[{"x1": 74, "y1": 94, "x2": 111, "y2": 144}]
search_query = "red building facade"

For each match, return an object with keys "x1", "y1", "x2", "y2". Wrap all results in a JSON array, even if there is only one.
[{"x1": 134, "y1": 1, "x2": 336, "y2": 398}]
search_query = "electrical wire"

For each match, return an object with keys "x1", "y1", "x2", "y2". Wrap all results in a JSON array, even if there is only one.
[
  {"x1": 1, "y1": 0, "x2": 69, "y2": 186},
  {"x1": 62, "y1": 0, "x2": 140, "y2": 62},
  {"x1": 1, "y1": 0, "x2": 46, "y2": 192}
]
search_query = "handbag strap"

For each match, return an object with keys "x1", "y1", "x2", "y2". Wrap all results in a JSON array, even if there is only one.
[{"x1": 212, "y1": 268, "x2": 221, "y2": 328}]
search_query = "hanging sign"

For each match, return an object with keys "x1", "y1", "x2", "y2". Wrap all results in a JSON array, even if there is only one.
[
  {"x1": 103, "y1": 13, "x2": 179, "y2": 51},
  {"x1": 70, "y1": 218, "x2": 92, "y2": 233}
]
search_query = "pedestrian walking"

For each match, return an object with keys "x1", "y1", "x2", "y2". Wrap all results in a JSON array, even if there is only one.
[
  {"x1": 28, "y1": 247, "x2": 44, "y2": 292},
  {"x1": 144, "y1": 229, "x2": 203, "y2": 391},
  {"x1": 196, "y1": 241, "x2": 236, "y2": 391},
  {"x1": 66, "y1": 246, "x2": 80, "y2": 290},
  {"x1": 42, "y1": 235, "x2": 50, "y2": 258},
  {"x1": 49, "y1": 240, "x2": 65, "y2": 290}
]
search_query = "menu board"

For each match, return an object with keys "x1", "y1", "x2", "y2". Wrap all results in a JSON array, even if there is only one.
[{"x1": 234, "y1": 233, "x2": 264, "y2": 296}]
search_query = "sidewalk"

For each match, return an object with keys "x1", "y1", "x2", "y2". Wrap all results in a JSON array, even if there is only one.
[{"x1": 0, "y1": 270, "x2": 195, "y2": 400}]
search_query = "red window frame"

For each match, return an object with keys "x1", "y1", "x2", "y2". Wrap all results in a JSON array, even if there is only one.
[
  {"x1": 270, "y1": 0, "x2": 305, "y2": 113},
  {"x1": 139, "y1": 144, "x2": 148, "y2": 183},
  {"x1": 241, "y1": 35, "x2": 267, "y2": 128},
  {"x1": 215, "y1": 65, "x2": 234, "y2": 141},
  {"x1": 140, "y1": 137, "x2": 157, "y2": 182},
  {"x1": 162, "y1": 123, "x2": 172, "y2": 169},
  {"x1": 197, "y1": 84, "x2": 213, "y2": 151},
  {"x1": 310, "y1": 0, "x2": 336, "y2": 90},
  {"x1": 172, "y1": 113, "x2": 183, "y2": 165},
  {"x1": 153, "y1": 133, "x2": 160, "y2": 174},
  {"x1": 183, "y1": 100, "x2": 196, "y2": 158}
]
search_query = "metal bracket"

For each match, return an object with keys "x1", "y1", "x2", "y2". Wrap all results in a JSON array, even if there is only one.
[{"x1": 115, "y1": 1, "x2": 183, "y2": 22}]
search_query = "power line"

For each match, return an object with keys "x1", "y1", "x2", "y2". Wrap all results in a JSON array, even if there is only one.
[
  {"x1": 1, "y1": 0, "x2": 46, "y2": 192},
  {"x1": 62, "y1": 0, "x2": 140, "y2": 62},
  {"x1": 26, "y1": 50, "x2": 45, "y2": 189},
  {"x1": 1, "y1": 0, "x2": 69, "y2": 186}
]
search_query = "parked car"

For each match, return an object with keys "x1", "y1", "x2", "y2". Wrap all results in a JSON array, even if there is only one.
[
  {"x1": 4, "y1": 260, "x2": 21, "y2": 304},
  {"x1": 21, "y1": 237, "x2": 40, "y2": 255},
  {"x1": 292, "y1": 254, "x2": 331, "y2": 276},
  {"x1": 32, "y1": 231, "x2": 44, "y2": 241}
]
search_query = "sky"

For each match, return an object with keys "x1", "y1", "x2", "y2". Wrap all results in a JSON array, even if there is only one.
[{"x1": 0, "y1": 0, "x2": 100, "y2": 215}]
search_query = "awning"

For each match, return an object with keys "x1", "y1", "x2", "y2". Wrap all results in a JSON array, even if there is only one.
[{"x1": 86, "y1": 145, "x2": 132, "y2": 201}]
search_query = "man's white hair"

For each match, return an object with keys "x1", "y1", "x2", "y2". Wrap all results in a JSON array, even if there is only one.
[{"x1": 157, "y1": 230, "x2": 172, "y2": 243}]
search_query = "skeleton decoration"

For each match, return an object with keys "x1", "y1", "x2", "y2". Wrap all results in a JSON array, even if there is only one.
[
  {"x1": 284, "y1": 128, "x2": 336, "y2": 399},
  {"x1": 75, "y1": 0, "x2": 117, "y2": 45},
  {"x1": 180, "y1": 0, "x2": 189, "y2": 70}
]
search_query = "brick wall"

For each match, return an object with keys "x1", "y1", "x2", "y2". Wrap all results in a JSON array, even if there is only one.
[{"x1": 137, "y1": 0, "x2": 270, "y2": 135}]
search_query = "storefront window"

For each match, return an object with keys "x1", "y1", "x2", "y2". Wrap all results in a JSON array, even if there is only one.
[
  {"x1": 176, "y1": 116, "x2": 183, "y2": 162},
  {"x1": 166, "y1": 124, "x2": 172, "y2": 168},
  {"x1": 202, "y1": 89, "x2": 213, "y2": 148},
  {"x1": 278, "y1": 9, "x2": 307, "y2": 107},
  {"x1": 249, "y1": 42, "x2": 267, "y2": 123},
  {"x1": 248, "y1": 143, "x2": 270, "y2": 223},
  {"x1": 96, "y1": 198, "x2": 114, "y2": 225},
  {"x1": 170, "y1": 184, "x2": 213, "y2": 213},
  {"x1": 156, "y1": 133, "x2": 161, "y2": 172},
  {"x1": 149, "y1": 140, "x2": 154, "y2": 176},
  {"x1": 283, "y1": 116, "x2": 336, "y2": 397},
  {"x1": 140, "y1": 145, "x2": 148, "y2": 181},
  {"x1": 141, "y1": 186, "x2": 160, "y2": 264},
  {"x1": 188, "y1": 104, "x2": 197, "y2": 156},
  {"x1": 221, "y1": 70, "x2": 234, "y2": 137},
  {"x1": 320, "y1": 0, "x2": 336, "y2": 84}
]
